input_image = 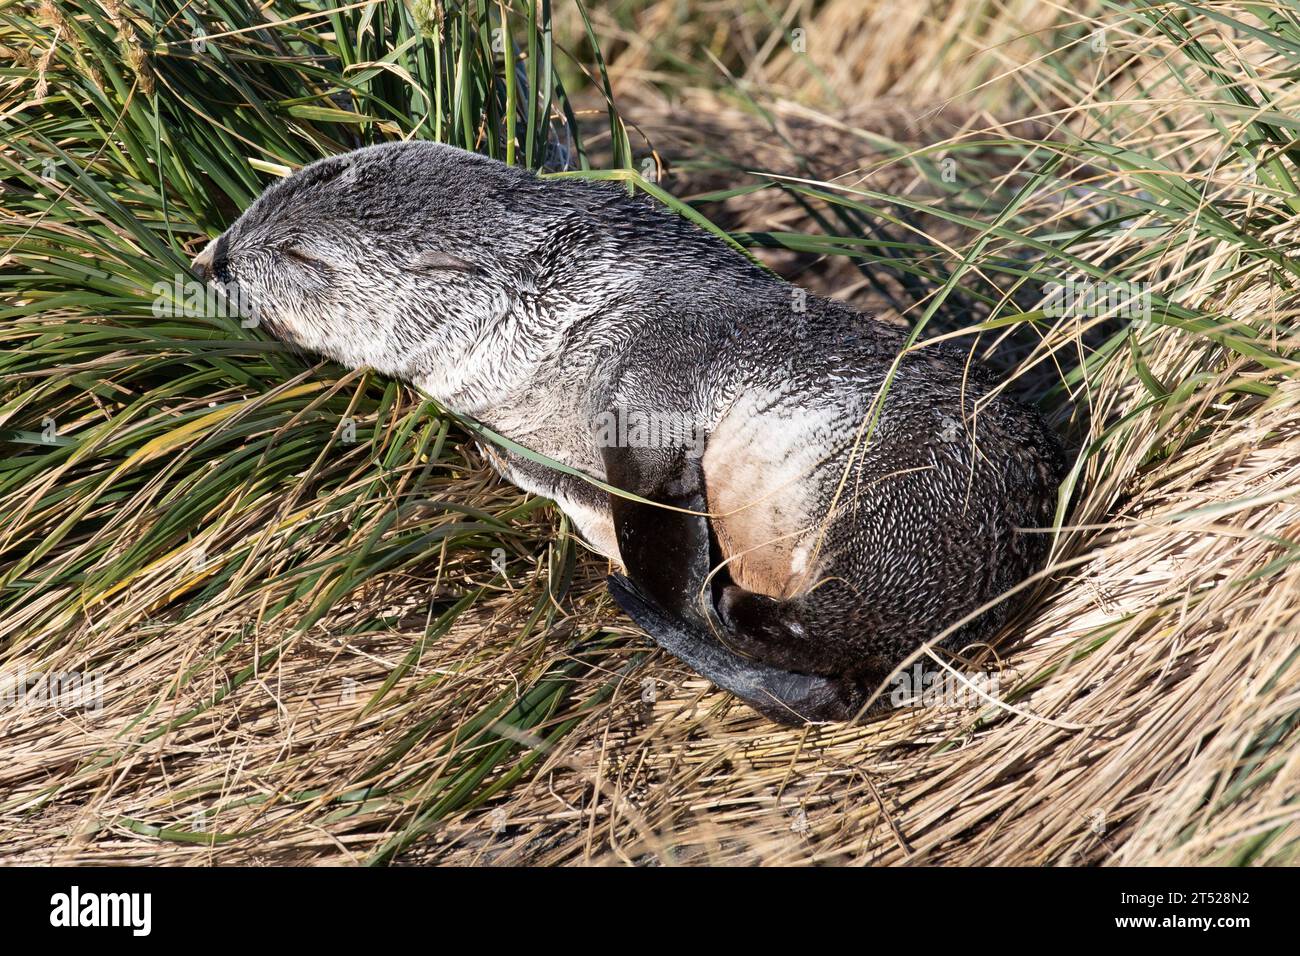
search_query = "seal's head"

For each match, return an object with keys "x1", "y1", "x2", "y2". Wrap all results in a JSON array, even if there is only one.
[
  {"x1": 192, "y1": 141, "x2": 549, "y2": 374},
  {"x1": 196, "y1": 140, "x2": 773, "y2": 385}
]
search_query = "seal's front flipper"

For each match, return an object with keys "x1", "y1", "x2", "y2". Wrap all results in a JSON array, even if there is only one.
[
  {"x1": 599, "y1": 442, "x2": 718, "y2": 624},
  {"x1": 608, "y1": 574, "x2": 864, "y2": 725},
  {"x1": 600, "y1": 440, "x2": 867, "y2": 723}
]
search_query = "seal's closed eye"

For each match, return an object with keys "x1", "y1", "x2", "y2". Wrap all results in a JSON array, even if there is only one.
[
  {"x1": 411, "y1": 250, "x2": 479, "y2": 274},
  {"x1": 280, "y1": 246, "x2": 329, "y2": 268}
]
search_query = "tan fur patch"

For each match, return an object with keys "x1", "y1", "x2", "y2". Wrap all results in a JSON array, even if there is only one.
[{"x1": 703, "y1": 391, "x2": 828, "y2": 599}]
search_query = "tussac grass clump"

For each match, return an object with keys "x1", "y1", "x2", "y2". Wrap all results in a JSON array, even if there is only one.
[{"x1": 3, "y1": 0, "x2": 1299, "y2": 864}]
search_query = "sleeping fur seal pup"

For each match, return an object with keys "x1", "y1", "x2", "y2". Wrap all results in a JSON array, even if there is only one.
[{"x1": 193, "y1": 141, "x2": 1065, "y2": 724}]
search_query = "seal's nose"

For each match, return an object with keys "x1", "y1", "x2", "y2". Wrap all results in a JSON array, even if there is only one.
[
  {"x1": 191, "y1": 243, "x2": 215, "y2": 282},
  {"x1": 191, "y1": 235, "x2": 228, "y2": 283}
]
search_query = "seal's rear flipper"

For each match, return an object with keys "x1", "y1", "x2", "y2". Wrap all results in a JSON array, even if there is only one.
[{"x1": 608, "y1": 574, "x2": 865, "y2": 725}]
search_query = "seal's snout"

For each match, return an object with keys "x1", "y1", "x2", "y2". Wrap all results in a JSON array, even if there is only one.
[
  {"x1": 191, "y1": 244, "x2": 214, "y2": 281},
  {"x1": 191, "y1": 235, "x2": 229, "y2": 283}
]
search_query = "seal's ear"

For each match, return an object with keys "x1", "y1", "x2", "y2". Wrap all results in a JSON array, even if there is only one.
[
  {"x1": 295, "y1": 157, "x2": 355, "y2": 192},
  {"x1": 412, "y1": 250, "x2": 479, "y2": 274}
]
